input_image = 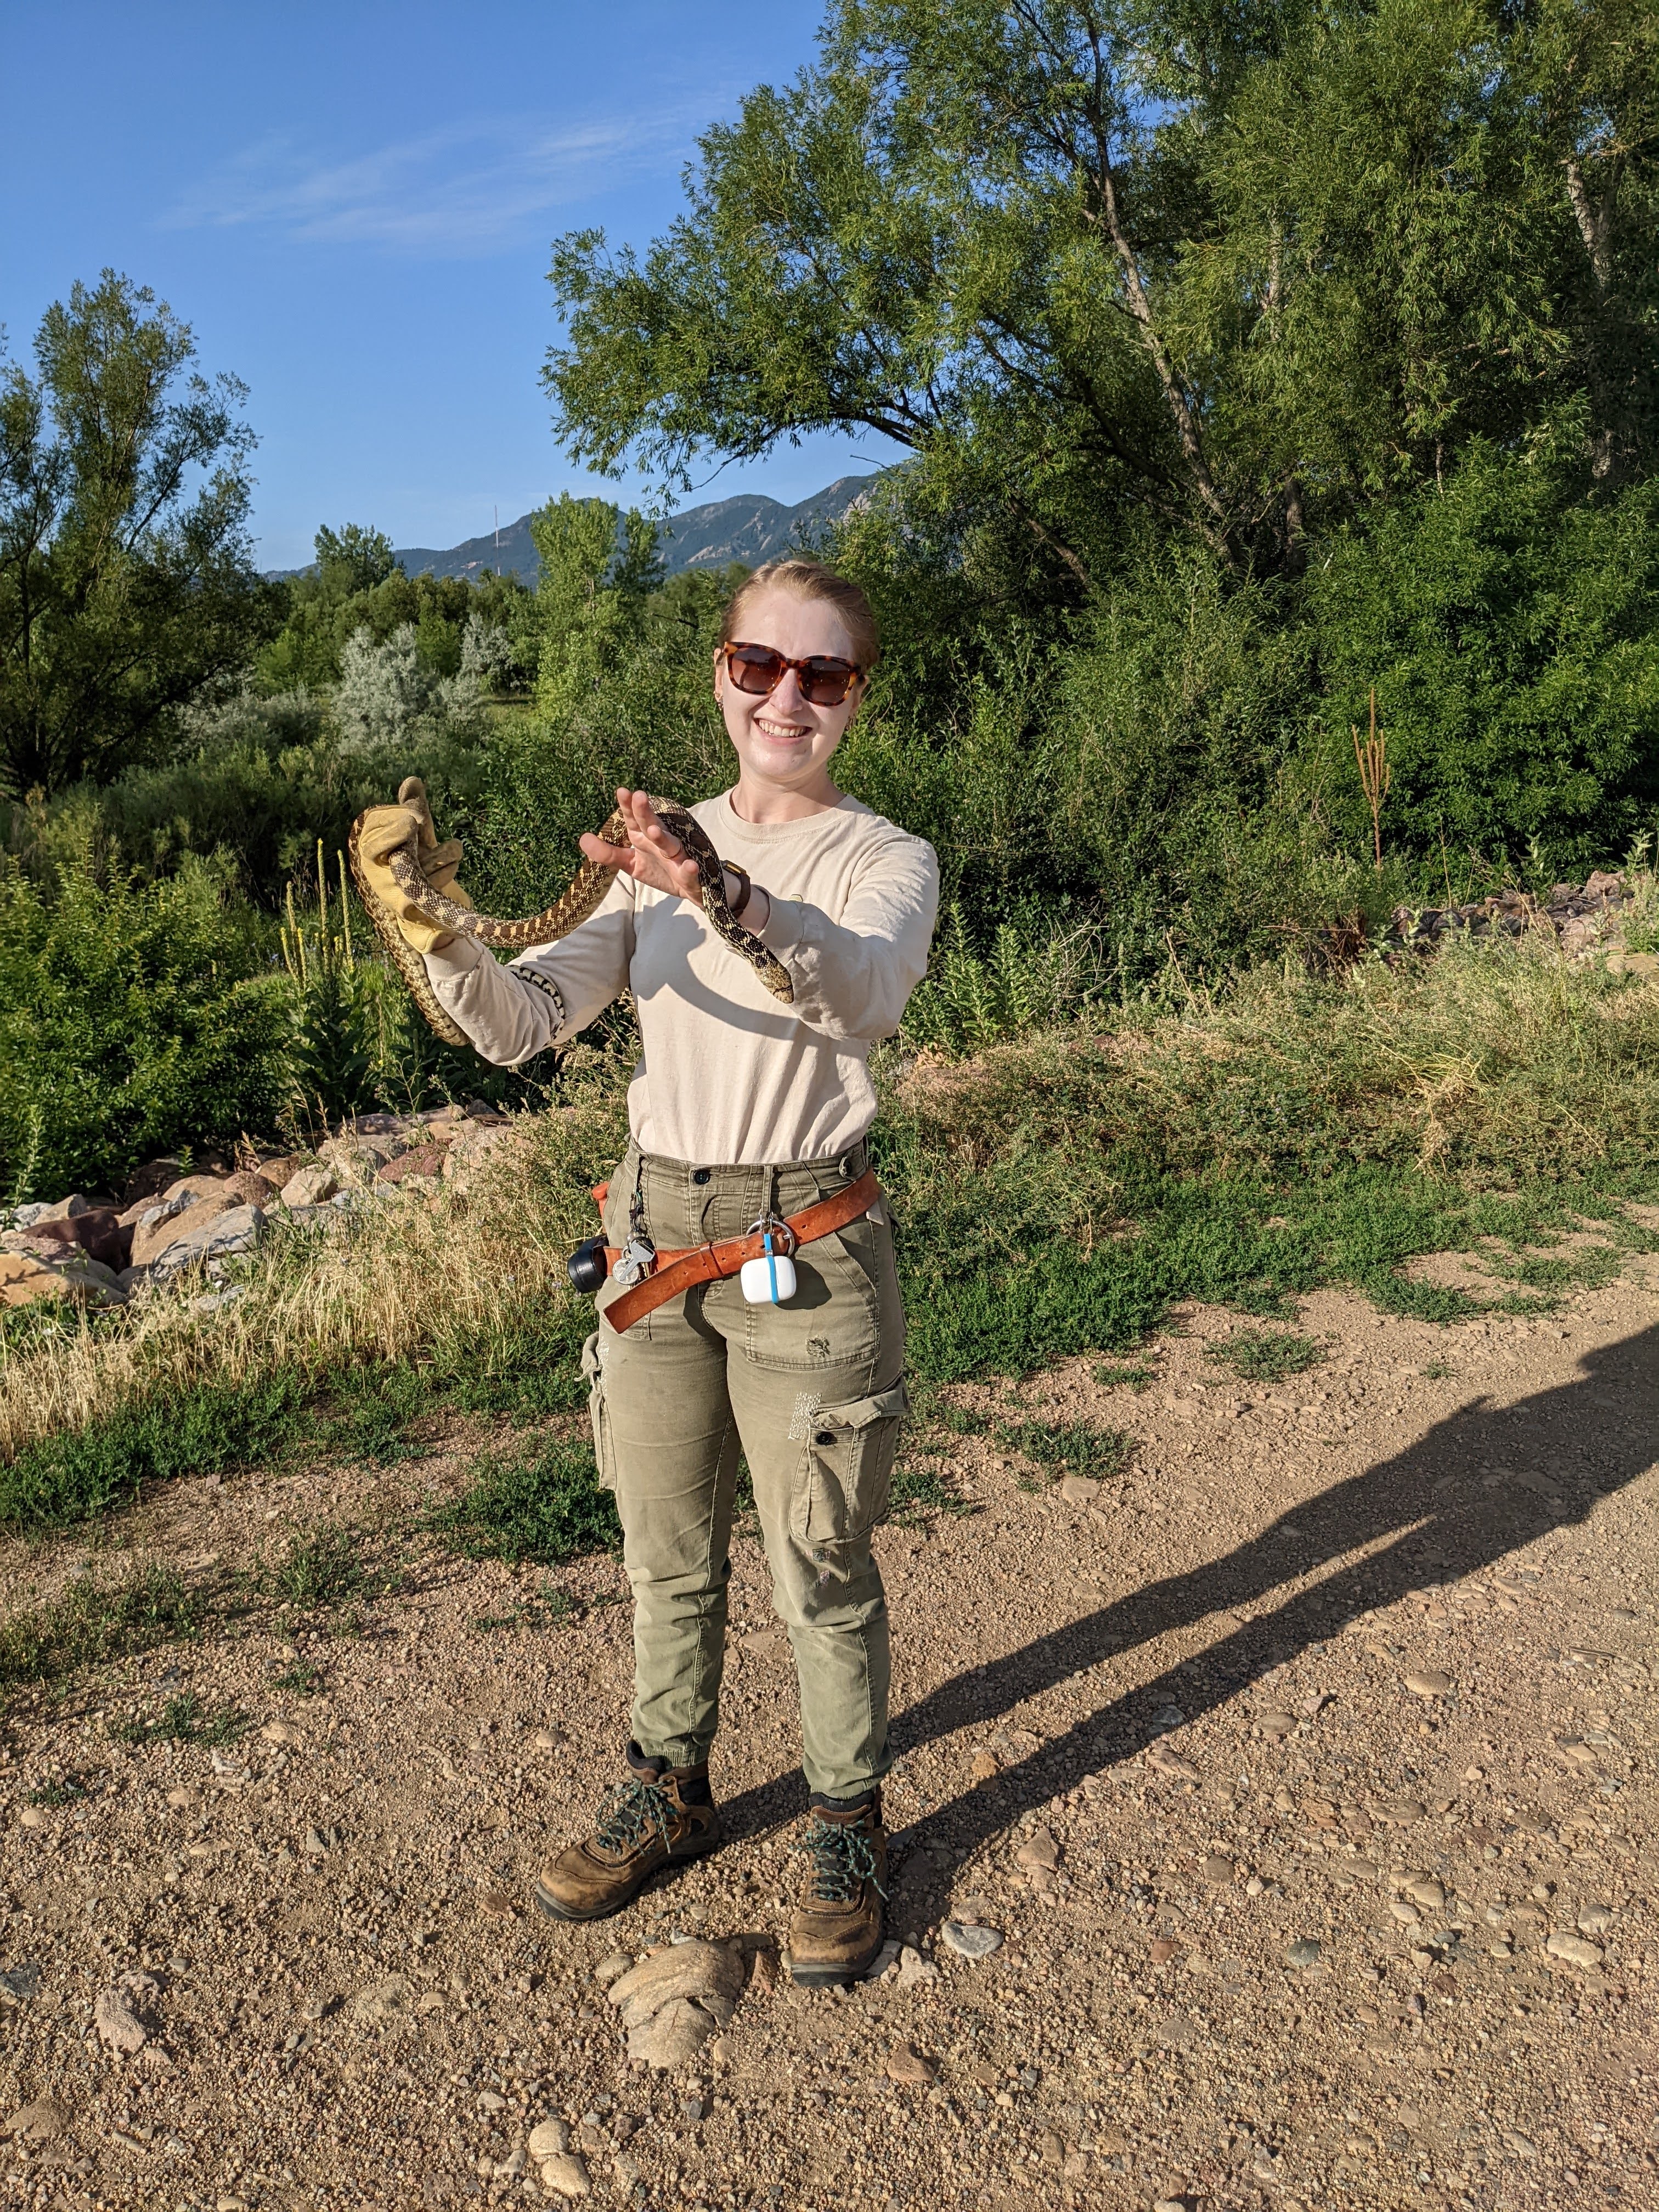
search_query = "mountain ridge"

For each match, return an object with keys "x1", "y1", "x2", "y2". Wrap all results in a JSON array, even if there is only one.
[{"x1": 263, "y1": 473, "x2": 881, "y2": 586}]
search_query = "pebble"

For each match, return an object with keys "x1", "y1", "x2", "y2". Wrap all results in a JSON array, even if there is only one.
[
  {"x1": 592, "y1": 1950, "x2": 632, "y2": 1989},
  {"x1": 1403, "y1": 1877, "x2": 1445, "y2": 1910},
  {"x1": 17, "y1": 1807, "x2": 49, "y2": 1831},
  {"x1": 538, "y1": 2151, "x2": 591, "y2": 2199},
  {"x1": 480, "y1": 1889, "x2": 518, "y2": 1920},
  {"x1": 862, "y1": 1939, "x2": 902, "y2": 1979},
  {"x1": 895, "y1": 1946, "x2": 940, "y2": 1989},
  {"x1": 1403, "y1": 1667, "x2": 1452, "y2": 1697},
  {"x1": 1577, "y1": 1905, "x2": 1612, "y2": 1936},
  {"x1": 884, "y1": 2045, "x2": 938, "y2": 2086},
  {"x1": 1286, "y1": 1938, "x2": 1321, "y2": 1967},
  {"x1": 1389, "y1": 1898, "x2": 1423, "y2": 1926},
  {"x1": 529, "y1": 1729, "x2": 565, "y2": 1753},
  {"x1": 165, "y1": 1786, "x2": 201, "y2": 1812},
  {"x1": 1147, "y1": 1742, "x2": 1201, "y2": 1782},
  {"x1": 1201, "y1": 1853, "x2": 1234, "y2": 1885},
  {"x1": 1149, "y1": 1939, "x2": 1177, "y2": 1965},
  {"x1": 969, "y1": 1748, "x2": 1001, "y2": 1781},
  {"x1": 1545, "y1": 1933, "x2": 1603, "y2": 1968},
  {"x1": 2, "y1": 2096, "x2": 70, "y2": 2141},
  {"x1": 477, "y1": 2089, "x2": 507, "y2": 2114},
  {"x1": 528, "y1": 2120, "x2": 569, "y2": 2159},
  {"x1": 1257, "y1": 1709, "x2": 1297, "y2": 1736},
  {"x1": 940, "y1": 1921, "x2": 1003, "y2": 1960}
]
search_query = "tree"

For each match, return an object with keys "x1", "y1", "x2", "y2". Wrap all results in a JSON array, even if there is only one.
[
  {"x1": 544, "y1": 0, "x2": 1657, "y2": 590},
  {"x1": 313, "y1": 522, "x2": 398, "y2": 596},
  {"x1": 0, "y1": 270, "x2": 276, "y2": 796}
]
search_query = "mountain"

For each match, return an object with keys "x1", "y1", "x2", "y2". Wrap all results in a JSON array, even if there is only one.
[{"x1": 387, "y1": 473, "x2": 881, "y2": 586}]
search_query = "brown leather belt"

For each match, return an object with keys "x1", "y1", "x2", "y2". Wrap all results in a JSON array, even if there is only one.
[{"x1": 596, "y1": 1167, "x2": 881, "y2": 1334}]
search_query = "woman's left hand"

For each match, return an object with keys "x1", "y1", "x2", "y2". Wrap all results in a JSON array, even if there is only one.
[{"x1": 580, "y1": 788, "x2": 703, "y2": 902}]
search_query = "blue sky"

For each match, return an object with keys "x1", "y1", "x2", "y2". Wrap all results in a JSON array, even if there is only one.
[{"x1": 1, "y1": 2, "x2": 894, "y2": 569}]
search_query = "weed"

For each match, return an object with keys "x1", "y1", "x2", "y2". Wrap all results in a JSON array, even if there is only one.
[
  {"x1": 0, "y1": 1563, "x2": 202, "y2": 1690},
  {"x1": 26, "y1": 1774, "x2": 88, "y2": 1807},
  {"x1": 1092, "y1": 1359, "x2": 1156, "y2": 1392},
  {"x1": 427, "y1": 1437, "x2": 622, "y2": 1567},
  {"x1": 271, "y1": 1524, "x2": 366, "y2": 1611},
  {"x1": 889, "y1": 1460, "x2": 973, "y2": 1523},
  {"x1": 994, "y1": 1418, "x2": 1135, "y2": 1480},
  {"x1": 1421, "y1": 1359, "x2": 1456, "y2": 1380},
  {"x1": 272, "y1": 1660, "x2": 325, "y2": 1697},
  {"x1": 109, "y1": 1692, "x2": 248, "y2": 1747},
  {"x1": 1206, "y1": 1329, "x2": 1329, "y2": 1383}
]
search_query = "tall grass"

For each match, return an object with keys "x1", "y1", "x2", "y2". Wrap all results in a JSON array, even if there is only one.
[{"x1": 1, "y1": 938, "x2": 1656, "y2": 1525}]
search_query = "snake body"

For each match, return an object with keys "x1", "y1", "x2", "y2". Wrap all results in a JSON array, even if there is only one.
[{"x1": 348, "y1": 782, "x2": 794, "y2": 1047}]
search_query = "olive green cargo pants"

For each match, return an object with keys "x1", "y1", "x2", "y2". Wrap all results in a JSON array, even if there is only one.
[{"x1": 582, "y1": 1140, "x2": 906, "y2": 1801}]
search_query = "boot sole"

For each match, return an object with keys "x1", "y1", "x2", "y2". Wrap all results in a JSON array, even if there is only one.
[
  {"x1": 787, "y1": 1937, "x2": 885, "y2": 1988},
  {"x1": 533, "y1": 1830, "x2": 722, "y2": 1923}
]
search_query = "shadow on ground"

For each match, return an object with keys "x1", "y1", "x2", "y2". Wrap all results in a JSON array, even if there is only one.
[{"x1": 716, "y1": 1325, "x2": 1658, "y2": 1849}]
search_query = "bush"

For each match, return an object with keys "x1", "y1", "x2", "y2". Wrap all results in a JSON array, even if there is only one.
[{"x1": 0, "y1": 851, "x2": 289, "y2": 1199}]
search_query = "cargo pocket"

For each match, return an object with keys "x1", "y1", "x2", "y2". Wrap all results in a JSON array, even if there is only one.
[
  {"x1": 581, "y1": 1330, "x2": 618, "y2": 1491},
  {"x1": 796, "y1": 1384, "x2": 909, "y2": 1545}
]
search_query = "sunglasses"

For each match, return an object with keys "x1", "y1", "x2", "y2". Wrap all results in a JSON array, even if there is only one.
[{"x1": 721, "y1": 641, "x2": 863, "y2": 708}]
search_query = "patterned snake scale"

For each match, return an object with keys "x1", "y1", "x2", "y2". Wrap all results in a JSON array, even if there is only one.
[{"x1": 348, "y1": 776, "x2": 793, "y2": 1047}]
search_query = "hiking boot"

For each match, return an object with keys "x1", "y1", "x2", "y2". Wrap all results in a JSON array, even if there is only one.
[
  {"x1": 786, "y1": 1791, "x2": 888, "y2": 1986},
  {"x1": 534, "y1": 1743, "x2": 721, "y2": 1922}
]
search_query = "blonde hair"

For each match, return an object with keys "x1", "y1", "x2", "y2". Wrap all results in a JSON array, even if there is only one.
[{"x1": 720, "y1": 558, "x2": 879, "y2": 672}]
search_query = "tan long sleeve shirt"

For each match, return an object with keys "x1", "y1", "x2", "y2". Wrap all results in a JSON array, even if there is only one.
[{"x1": 422, "y1": 791, "x2": 939, "y2": 1165}]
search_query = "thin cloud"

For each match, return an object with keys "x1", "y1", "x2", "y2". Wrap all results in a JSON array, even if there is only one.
[{"x1": 166, "y1": 108, "x2": 701, "y2": 253}]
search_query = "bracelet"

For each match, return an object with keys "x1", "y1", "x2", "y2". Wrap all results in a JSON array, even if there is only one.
[{"x1": 723, "y1": 862, "x2": 753, "y2": 921}]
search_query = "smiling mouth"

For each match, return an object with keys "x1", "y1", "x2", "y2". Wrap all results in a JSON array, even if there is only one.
[{"x1": 754, "y1": 714, "x2": 811, "y2": 740}]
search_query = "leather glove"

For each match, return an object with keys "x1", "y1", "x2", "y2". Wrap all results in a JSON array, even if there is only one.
[{"x1": 353, "y1": 776, "x2": 474, "y2": 955}]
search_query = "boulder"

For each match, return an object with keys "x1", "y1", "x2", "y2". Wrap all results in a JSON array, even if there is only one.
[
  {"x1": 279, "y1": 1164, "x2": 339, "y2": 1208},
  {"x1": 377, "y1": 1147, "x2": 446, "y2": 1186},
  {"x1": 118, "y1": 1157, "x2": 183, "y2": 1209},
  {"x1": 0, "y1": 1248, "x2": 126, "y2": 1309},
  {"x1": 26, "y1": 1207, "x2": 131, "y2": 1271},
  {"x1": 145, "y1": 1203, "x2": 266, "y2": 1282},
  {"x1": 31, "y1": 1193, "x2": 93, "y2": 1224},
  {"x1": 132, "y1": 1194, "x2": 234, "y2": 1268},
  {"x1": 160, "y1": 1170, "x2": 274, "y2": 1210}
]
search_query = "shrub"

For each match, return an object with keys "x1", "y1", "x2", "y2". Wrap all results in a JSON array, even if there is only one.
[{"x1": 0, "y1": 852, "x2": 289, "y2": 1199}]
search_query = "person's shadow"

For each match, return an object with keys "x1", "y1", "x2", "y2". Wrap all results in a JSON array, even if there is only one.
[{"x1": 718, "y1": 1323, "x2": 1656, "y2": 1849}]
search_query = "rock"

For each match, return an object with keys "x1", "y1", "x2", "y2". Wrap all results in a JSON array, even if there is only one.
[
  {"x1": 1014, "y1": 1827, "x2": 1059, "y2": 1871},
  {"x1": 259, "y1": 1719, "x2": 302, "y2": 1746},
  {"x1": 628, "y1": 1996, "x2": 723, "y2": 2068},
  {"x1": 1577, "y1": 1905, "x2": 1612, "y2": 1936},
  {"x1": 1388, "y1": 1898, "x2": 1422, "y2": 1926},
  {"x1": 1366, "y1": 1794, "x2": 1426, "y2": 1826},
  {"x1": 1404, "y1": 1668, "x2": 1452, "y2": 1698},
  {"x1": 940, "y1": 1921, "x2": 1003, "y2": 1960},
  {"x1": 884, "y1": 2045, "x2": 938, "y2": 2086},
  {"x1": 26, "y1": 1205, "x2": 130, "y2": 1269},
  {"x1": 592, "y1": 1951, "x2": 631, "y2": 1990},
  {"x1": 895, "y1": 1945, "x2": 939, "y2": 1989},
  {"x1": 1256, "y1": 1709, "x2": 1298, "y2": 1736},
  {"x1": 862, "y1": 1939, "x2": 902, "y2": 1979},
  {"x1": 31, "y1": 1193, "x2": 92, "y2": 1223},
  {"x1": 477, "y1": 2089, "x2": 507, "y2": 2113},
  {"x1": 1, "y1": 1246, "x2": 125, "y2": 1308},
  {"x1": 145, "y1": 1203, "x2": 266, "y2": 1282},
  {"x1": 480, "y1": 1890, "x2": 518, "y2": 1920},
  {"x1": 1403, "y1": 1877, "x2": 1445, "y2": 1910},
  {"x1": 528, "y1": 2120, "x2": 571, "y2": 2159},
  {"x1": 165, "y1": 1786, "x2": 200, "y2": 1812},
  {"x1": 1147, "y1": 1742, "x2": 1201, "y2": 1782},
  {"x1": 606, "y1": 1941, "x2": 744, "y2": 2026},
  {"x1": 1201, "y1": 1853, "x2": 1235, "y2": 1885},
  {"x1": 538, "y1": 2153, "x2": 590, "y2": 2200},
  {"x1": 1286, "y1": 1938, "x2": 1322, "y2": 1967},
  {"x1": 94, "y1": 1972, "x2": 159, "y2": 2055},
  {"x1": 969, "y1": 1748, "x2": 1001, "y2": 1782},
  {"x1": 377, "y1": 1146, "x2": 446, "y2": 1185},
  {"x1": 2, "y1": 2095, "x2": 70, "y2": 2140},
  {"x1": 528, "y1": 1728, "x2": 566, "y2": 1753},
  {"x1": 1149, "y1": 1939, "x2": 1177, "y2": 1965},
  {"x1": 1545, "y1": 1933, "x2": 1603, "y2": 1968},
  {"x1": 0, "y1": 1965, "x2": 40, "y2": 2002},
  {"x1": 1057, "y1": 1475, "x2": 1099, "y2": 1504},
  {"x1": 279, "y1": 1165, "x2": 338, "y2": 1209},
  {"x1": 117, "y1": 1158, "x2": 184, "y2": 1209}
]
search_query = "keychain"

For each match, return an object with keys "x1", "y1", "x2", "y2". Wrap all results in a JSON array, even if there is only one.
[
  {"x1": 740, "y1": 1215, "x2": 798, "y2": 1306},
  {"x1": 612, "y1": 1176, "x2": 658, "y2": 1289}
]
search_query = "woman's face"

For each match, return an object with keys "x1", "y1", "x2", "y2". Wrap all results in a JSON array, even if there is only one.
[{"x1": 713, "y1": 588, "x2": 866, "y2": 793}]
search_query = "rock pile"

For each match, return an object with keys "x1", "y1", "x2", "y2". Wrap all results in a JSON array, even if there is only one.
[
  {"x1": 1382, "y1": 870, "x2": 1657, "y2": 973},
  {"x1": 0, "y1": 1100, "x2": 517, "y2": 1311}
]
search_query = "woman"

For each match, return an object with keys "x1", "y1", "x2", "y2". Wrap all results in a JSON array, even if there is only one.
[{"x1": 356, "y1": 560, "x2": 938, "y2": 1984}]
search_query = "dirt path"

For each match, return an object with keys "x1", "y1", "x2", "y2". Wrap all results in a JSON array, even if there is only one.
[{"x1": 0, "y1": 1273, "x2": 1654, "y2": 2212}]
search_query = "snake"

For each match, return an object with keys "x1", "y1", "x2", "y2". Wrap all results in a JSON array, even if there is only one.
[{"x1": 348, "y1": 777, "x2": 794, "y2": 1047}]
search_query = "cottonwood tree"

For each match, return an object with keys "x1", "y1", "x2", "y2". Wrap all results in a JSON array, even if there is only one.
[
  {"x1": 0, "y1": 270, "x2": 274, "y2": 796},
  {"x1": 544, "y1": 0, "x2": 1657, "y2": 592}
]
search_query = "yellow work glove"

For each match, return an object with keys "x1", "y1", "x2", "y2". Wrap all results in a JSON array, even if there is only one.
[{"x1": 353, "y1": 776, "x2": 475, "y2": 955}]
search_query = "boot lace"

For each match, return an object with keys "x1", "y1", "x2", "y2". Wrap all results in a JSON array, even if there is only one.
[
  {"x1": 793, "y1": 1814, "x2": 888, "y2": 1905},
  {"x1": 594, "y1": 1776, "x2": 673, "y2": 1857}
]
